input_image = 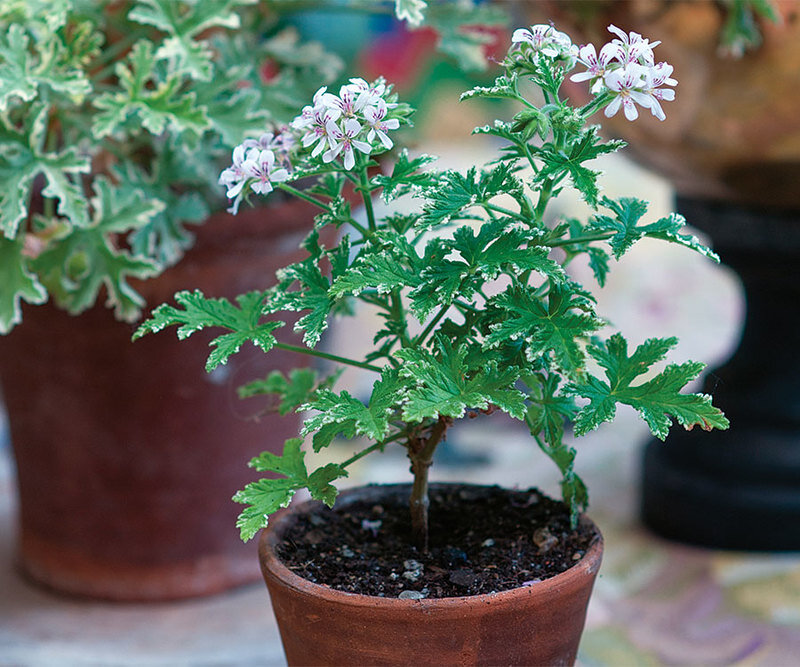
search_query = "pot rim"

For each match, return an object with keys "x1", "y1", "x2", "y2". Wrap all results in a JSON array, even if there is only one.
[{"x1": 258, "y1": 482, "x2": 603, "y2": 610}]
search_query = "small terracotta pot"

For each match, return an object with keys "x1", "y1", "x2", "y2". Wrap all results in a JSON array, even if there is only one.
[
  {"x1": 258, "y1": 484, "x2": 603, "y2": 666},
  {"x1": 0, "y1": 199, "x2": 331, "y2": 601}
]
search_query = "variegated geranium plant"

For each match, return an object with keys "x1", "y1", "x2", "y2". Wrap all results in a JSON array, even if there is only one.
[
  {"x1": 136, "y1": 23, "x2": 729, "y2": 549},
  {"x1": 0, "y1": 0, "x2": 502, "y2": 334}
]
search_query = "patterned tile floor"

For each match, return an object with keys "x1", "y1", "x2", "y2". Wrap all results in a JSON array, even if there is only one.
[{"x1": 2, "y1": 151, "x2": 798, "y2": 665}]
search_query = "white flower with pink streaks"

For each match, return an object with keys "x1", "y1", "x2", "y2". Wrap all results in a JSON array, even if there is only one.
[
  {"x1": 364, "y1": 99, "x2": 400, "y2": 149},
  {"x1": 242, "y1": 148, "x2": 289, "y2": 196},
  {"x1": 512, "y1": 24, "x2": 574, "y2": 59},
  {"x1": 603, "y1": 64, "x2": 654, "y2": 121},
  {"x1": 218, "y1": 144, "x2": 250, "y2": 201},
  {"x1": 569, "y1": 42, "x2": 620, "y2": 93},
  {"x1": 323, "y1": 118, "x2": 371, "y2": 170},
  {"x1": 607, "y1": 24, "x2": 660, "y2": 66},
  {"x1": 639, "y1": 62, "x2": 677, "y2": 121}
]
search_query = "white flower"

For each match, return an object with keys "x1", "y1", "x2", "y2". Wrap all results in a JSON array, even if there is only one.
[
  {"x1": 603, "y1": 64, "x2": 654, "y2": 121},
  {"x1": 639, "y1": 62, "x2": 677, "y2": 121},
  {"x1": 293, "y1": 87, "x2": 338, "y2": 130},
  {"x1": 607, "y1": 24, "x2": 660, "y2": 66},
  {"x1": 242, "y1": 148, "x2": 289, "y2": 196},
  {"x1": 364, "y1": 99, "x2": 400, "y2": 149},
  {"x1": 298, "y1": 105, "x2": 339, "y2": 158},
  {"x1": 323, "y1": 118, "x2": 371, "y2": 170},
  {"x1": 512, "y1": 24, "x2": 575, "y2": 59},
  {"x1": 242, "y1": 132, "x2": 276, "y2": 151},
  {"x1": 218, "y1": 144, "x2": 250, "y2": 200},
  {"x1": 322, "y1": 80, "x2": 374, "y2": 119},
  {"x1": 569, "y1": 42, "x2": 619, "y2": 92}
]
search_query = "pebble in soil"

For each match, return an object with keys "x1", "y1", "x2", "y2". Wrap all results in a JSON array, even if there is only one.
[{"x1": 276, "y1": 484, "x2": 598, "y2": 599}]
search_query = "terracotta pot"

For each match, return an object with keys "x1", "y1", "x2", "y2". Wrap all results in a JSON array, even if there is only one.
[
  {"x1": 0, "y1": 199, "x2": 329, "y2": 600},
  {"x1": 532, "y1": 0, "x2": 800, "y2": 207},
  {"x1": 258, "y1": 484, "x2": 603, "y2": 666}
]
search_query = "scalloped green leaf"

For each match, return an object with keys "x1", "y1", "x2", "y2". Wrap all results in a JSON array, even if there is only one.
[
  {"x1": 32, "y1": 177, "x2": 161, "y2": 321},
  {"x1": 0, "y1": 235, "x2": 48, "y2": 333},
  {"x1": 135, "y1": 289, "x2": 284, "y2": 371},
  {"x1": 568, "y1": 333, "x2": 730, "y2": 439}
]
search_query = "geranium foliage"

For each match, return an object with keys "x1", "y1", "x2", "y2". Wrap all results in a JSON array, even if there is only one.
[{"x1": 137, "y1": 23, "x2": 729, "y2": 544}]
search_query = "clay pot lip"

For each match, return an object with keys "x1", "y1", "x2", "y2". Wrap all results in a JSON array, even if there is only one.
[{"x1": 258, "y1": 482, "x2": 603, "y2": 610}]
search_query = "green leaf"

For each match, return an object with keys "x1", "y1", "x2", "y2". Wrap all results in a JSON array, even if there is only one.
[
  {"x1": 720, "y1": 0, "x2": 781, "y2": 56},
  {"x1": 0, "y1": 23, "x2": 91, "y2": 112},
  {"x1": 302, "y1": 370, "x2": 399, "y2": 449},
  {"x1": 92, "y1": 41, "x2": 210, "y2": 140},
  {"x1": 238, "y1": 367, "x2": 341, "y2": 416},
  {"x1": 568, "y1": 334, "x2": 730, "y2": 439},
  {"x1": 460, "y1": 74, "x2": 519, "y2": 103},
  {"x1": 271, "y1": 259, "x2": 335, "y2": 347},
  {"x1": 329, "y1": 233, "x2": 422, "y2": 299},
  {"x1": 129, "y1": 0, "x2": 256, "y2": 80},
  {"x1": 0, "y1": 106, "x2": 91, "y2": 238},
  {"x1": 525, "y1": 373, "x2": 578, "y2": 449},
  {"x1": 397, "y1": 338, "x2": 527, "y2": 421},
  {"x1": 114, "y1": 155, "x2": 209, "y2": 267},
  {"x1": 424, "y1": 2, "x2": 508, "y2": 72},
  {"x1": 534, "y1": 127, "x2": 623, "y2": 207},
  {"x1": 233, "y1": 438, "x2": 347, "y2": 541},
  {"x1": 485, "y1": 283, "x2": 603, "y2": 375},
  {"x1": 589, "y1": 197, "x2": 721, "y2": 261},
  {"x1": 0, "y1": 235, "x2": 48, "y2": 333},
  {"x1": 372, "y1": 149, "x2": 438, "y2": 203},
  {"x1": 524, "y1": 373, "x2": 586, "y2": 522},
  {"x1": 422, "y1": 163, "x2": 523, "y2": 227},
  {"x1": 135, "y1": 289, "x2": 284, "y2": 371},
  {"x1": 395, "y1": 0, "x2": 427, "y2": 26},
  {"x1": 32, "y1": 177, "x2": 161, "y2": 321},
  {"x1": 410, "y1": 220, "x2": 564, "y2": 319}
]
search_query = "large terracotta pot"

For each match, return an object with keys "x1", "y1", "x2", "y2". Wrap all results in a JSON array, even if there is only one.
[
  {"x1": 535, "y1": 0, "x2": 800, "y2": 208},
  {"x1": 258, "y1": 484, "x2": 603, "y2": 666},
  {"x1": 0, "y1": 199, "x2": 326, "y2": 600}
]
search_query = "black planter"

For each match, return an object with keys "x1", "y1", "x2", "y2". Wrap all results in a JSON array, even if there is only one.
[{"x1": 641, "y1": 196, "x2": 800, "y2": 550}]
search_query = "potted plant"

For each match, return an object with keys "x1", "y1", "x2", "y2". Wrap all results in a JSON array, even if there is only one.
[
  {"x1": 137, "y1": 20, "x2": 729, "y2": 662},
  {"x1": 0, "y1": 0, "x2": 504, "y2": 600}
]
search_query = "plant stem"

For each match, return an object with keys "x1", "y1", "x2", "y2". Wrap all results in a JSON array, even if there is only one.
[
  {"x1": 277, "y1": 183, "x2": 331, "y2": 210},
  {"x1": 273, "y1": 341, "x2": 383, "y2": 373},
  {"x1": 413, "y1": 303, "x2": 449, "y2": 347},
  {"x1": 408, "y1": 416, "x2": 450, "y2": 551},
  {"x1": 546, "y1": 231, "x2": 615, "y2": 248},
  {"x1": 483, "y1": 202, "x2": 528, "y2": 222},
  {"x1": 358, "y1": 162, "x2": 377, "y2": 232}
]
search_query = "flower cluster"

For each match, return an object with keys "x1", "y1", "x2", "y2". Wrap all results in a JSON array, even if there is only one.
[
  {"x1": 514, "y1": 23, "x2": 676, "y2": 122},
  {"x1": 292, "y1": 78, "x2": 400, "y2": 170},
  {"x1": 571, "y1": 24, "x2": 676, "y2": 121},
  {"x1": 218, "y1": 131, "x2": 293, "y2": 214},
  {"x1": 512, "y1": 24, "x2": 577, "y2": 64},
  {"x1": 219, "y1": 78, "x2": 402, "y2": 214}
]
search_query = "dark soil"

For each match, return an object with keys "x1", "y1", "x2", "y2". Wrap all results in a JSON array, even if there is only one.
[{"x1": 276, "y1": 484, "x2": 599, "y2": 599}]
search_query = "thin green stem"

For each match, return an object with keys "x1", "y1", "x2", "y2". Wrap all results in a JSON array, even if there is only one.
[
  {"x1": 483, "y1": 202, "x2": 528, "y2": 223},
  {"x1": 277, "y1": 183, "x2": 331, "y2": 211},
  {"x1": 391, "y1": 290, "x2": 411, "y2": 346},
  {"x1": 339, "y1": 437, "x2": 395, "y2": 469},
  {"x1": 413, "y1": 303, "x2": 449, "y2": 347},
  {"x1": 358, "y1": 161, "x2": 377, "y2": 232},
  {"x1": 273, "y1": 342, "x2": 383, "y2": 373},
  {"x1": 546, "y1": 231, "x2": 615, "y2": 248}
]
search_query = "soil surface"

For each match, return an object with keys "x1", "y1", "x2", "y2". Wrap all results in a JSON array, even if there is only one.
[{"x1": 276, "y1": 484, "x2": 599, "y2": 599}]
